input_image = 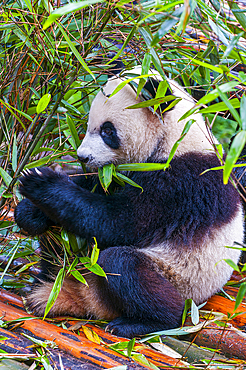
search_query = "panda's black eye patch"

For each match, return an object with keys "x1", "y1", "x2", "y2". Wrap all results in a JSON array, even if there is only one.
[{"x1": 100, "y1": 121, "x2": 120, "y2": 149}]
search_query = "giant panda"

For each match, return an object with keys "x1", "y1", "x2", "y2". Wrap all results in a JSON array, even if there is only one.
[{"x1": 14, "y1": 68, "x2": 244, "y2": 339}]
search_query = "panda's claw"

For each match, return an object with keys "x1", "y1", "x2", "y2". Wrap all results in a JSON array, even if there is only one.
[{"x1": 35, "y1": 168, "x2": 43, "y2": 176}]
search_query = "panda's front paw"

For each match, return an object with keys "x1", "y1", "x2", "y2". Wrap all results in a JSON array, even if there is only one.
[
  {"x1": 19, "y1": 167, "x2": 68, "y2": 205},
  {"x1": 14, "y1": 198, "x2": 53, "y2": 236}
]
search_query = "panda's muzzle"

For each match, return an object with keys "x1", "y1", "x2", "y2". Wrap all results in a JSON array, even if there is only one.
[{"x1": 77, "y1": 153, "x2": 91, "y2": 164}]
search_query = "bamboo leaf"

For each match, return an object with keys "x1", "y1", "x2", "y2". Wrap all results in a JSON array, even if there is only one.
[
  {"x1": 228, "y1": 0, "x2": 246, "y2": 30},
  {"x1": 234, "y1": 282, "x2": 246, "y2": 311},
  {"x1": 151, "y1": 6, "x2": 184, "y2": 46},
  {"x1": 116, "y1": 163, "x2": 167, "y2": 171},
  {"x1": 66, "y1": 115, "x2": 81, "y2": 150},
  {"x1": 12, "y1": 134, "x2": 18, "y2": 173},
  {"x1": 43, "y1": 0, "x2": 105, "y2": 29},
  {"x1": 84, "y1": 263, "x2": 106, "y2": 277},
  {"x1": 223, "y1": 131, "x2": 246, "y2": 184},
  {"x1": 70, "y1": 269, "x2": 88, "y2": 285},
  {"x1": 127, "y1": 338, "x2": 135, "y2": 357},
  {"x1": 0, "y1": 168, "x2": 12, "y2": 187},
  {"x1": 126, "y1": 95, "x2": 176, "y2": 110},
  {"x1": 115, "y1": 172, "x2": 143, "y2": 191},
  {"x1": 223, "y1": 259, "x2": 240, "y2": 273},
  {"x1": 191, "y1": 300, "x2": 199, "y2": 325},
  {"x1": 44, "y1": 269, "x2": 64, "y2": 319},
  {"x1": 56, "y1": 23, "x2": 95, "y2": 79},
  {"x1": 36, "y1": 93, "x2": 51, "y2": 114},
  {"x1": 240, "y1": 95, "x2": 246, "y2": 130},
  {"x1": 82, "y1": 326, "x2": 101, "y2": 344},
  {"x1": 109, "y1": 74, "x2": 154, "y2": 98},
  {"x1": 90, "y1": 238, "x2": 100, "y2": 266},
  {"x1": 216, "y1": 87, "x2": 241, "y2": 125}
]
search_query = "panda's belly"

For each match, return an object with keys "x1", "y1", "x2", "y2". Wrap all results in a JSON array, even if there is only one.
[{"x1": 141, "y1": 205, "x2": 244, "y2": 304}]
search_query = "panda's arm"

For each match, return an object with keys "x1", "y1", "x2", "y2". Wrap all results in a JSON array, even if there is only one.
[
  {"x1": 14, "y1": 171, "x2": 106, "y2": 236},
  {"x1": 18, "y1": 167, "x2": 139, "y2": 247}
]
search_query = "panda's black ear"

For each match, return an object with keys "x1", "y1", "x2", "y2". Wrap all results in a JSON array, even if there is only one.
[
  {"x1": 143, "y1": 77, "x2": 174, "y2": 113},
  {"x1": 92, "y1": 52, "x2": 125, "y2": 77},
  {"x1": 107, "y1": 57, "x2": 125, "y2": 76}
]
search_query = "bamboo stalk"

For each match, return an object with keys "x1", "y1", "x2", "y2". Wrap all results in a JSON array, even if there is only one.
[{"x1": 0, "y1": 289, "x2": 186, "y2": 368}]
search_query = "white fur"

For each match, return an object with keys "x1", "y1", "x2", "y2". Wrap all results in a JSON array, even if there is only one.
[{"x1": 142, "y1": 205, "x2": 244, "y2": 304}]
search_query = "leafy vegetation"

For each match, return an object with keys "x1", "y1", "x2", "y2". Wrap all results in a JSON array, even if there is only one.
[{"x1": 1, "y1": 0, "x2": 246, "y2": 368}]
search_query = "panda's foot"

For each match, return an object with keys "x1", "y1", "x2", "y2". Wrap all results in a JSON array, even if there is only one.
[{"x1": 106, "y1": 317, "x2": 166, "y2": 339}]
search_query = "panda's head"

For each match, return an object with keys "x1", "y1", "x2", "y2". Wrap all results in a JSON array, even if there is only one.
[{"x1": 77, "y1": 70, "x2": 215, "y2": 168}]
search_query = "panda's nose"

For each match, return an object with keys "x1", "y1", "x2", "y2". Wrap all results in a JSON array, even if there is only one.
[{"x1": 78, "y1": 154, "x2": 89, "y2": 163}]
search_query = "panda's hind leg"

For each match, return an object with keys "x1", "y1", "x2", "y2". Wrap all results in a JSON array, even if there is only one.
[
  {"x1": 97, "y1": 247, "x2": 184, "y2": 338},
  {"x1": 27, "y1": 245, "x2": 184, "y2": 338}
]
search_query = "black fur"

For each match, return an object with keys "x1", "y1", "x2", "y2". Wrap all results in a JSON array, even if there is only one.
[
  {"x1": 14, "y1": 152, "x2": 240, "y2": 337},
  {"x1": 100, "y1": 121, "x2": 120, "y2": 149},
  {"x1": 16, "y1": 153, "x2": 239, "y2": 248},
  {"x1": 97, "y1": 247, "x2": 183, "y2": 337},
  {"x1": 143, "y1": 78, "x2": 174, "y2": 113}
]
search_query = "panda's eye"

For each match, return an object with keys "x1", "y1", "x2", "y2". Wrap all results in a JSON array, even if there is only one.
[
  {"x1": 102, "y1": 127, "x2": 113, "y2": 136},
  {"x1": 100, "y1": 121, "x2": 120, "y2": 149}
]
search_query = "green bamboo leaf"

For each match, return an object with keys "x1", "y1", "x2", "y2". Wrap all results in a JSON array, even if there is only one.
[
  {"x1": 44, "y1": 269, "x2": 64, "y2": 319},
  {"x1": 66, "y1": 115, "x2": 81, "y2": 150},
  {"x1": 179, "y1": 80, "x2": 239, "y2": 121},
  {"x1": 70, "y1": 269, "x2": 88, "y2": 285},
  {"x1": 0, "y1": 99, "x2": 32, "y2": 121},
  {"x1": 228, "y1": 0, "x2": 246, "y2": 30},
  {"x1": 36, "y1": 93, "x2": 51, "y2": 114},
  {"x1": 66, "y1": 256, "x2": 78, "y2": 275},
  {"x1": 115, "y1": 172, "x2": 143, "y2": 191},
  {"x1": 56, "y1": 23, "x2": 95, "y2": 79},
  {"x1": 223, "y1": 259, "x2": 240, "y2": 273},
  {"x1": 91, "y1": 238, "x2": 99, "y2": 266},
  {"x1": 240, "y1": 95, "x2": 246, "y2": 130},
  {"x1": 43, "y1": 0, "x2": 105, "y2": 29},
  {"x1": 151, "y1": 6, "x2": 184, "y2": 46},
  {"x1": 127, "y1": 338, "x2": 135, "y2": 357},
  {"x1": 103, "y1": 164, "x2": 113, "y2": 189},
  {"x1": 126, "y1": 95, "x2": 176, "y2": 110},
  {"x1": 241, "y1": 264, "x2": 246, "y2": 272},
  {"x1": 109, "y1": 74, "x2": 154, "y2": 98},
  {"x1": 84, "y1": 263, "x2": 106, "y2": 277},
  {"x1": 136, "y1": 53, "x2": 151, "y2": 98},
  {"x1": 182, "y1": 298, "x2": 192, "y2": 325},
  {"x1": 223, "y1": 130, "x2": 246, "y2": 184},
  {"x1": 67, "y1": 232, "x2": 79, "y2": 253},
  {"x1": 0, "y1": 168, "x2": 12, "y2": 187},
  {"x1": 79, "y1": 256, "x2": 91, "y2": 264},
  {"x1": 61, "y1": 229, "x2": 72, "y2": 256},
  {"x1": 12, "y1": 134, "x2": 18, "y2": 173},
  {"x1": 234, "y1": 282, "x2": 246, "y2": 311},
  {"x1": 98, "y1": 164, "x2": 114, "y2": 191},
  {"x1": 116, "y1": 163, "x2": 166, "y2": 171},
  {"x1": 131, "y1": 353, "x2": 159, "y2": 370},
  {"x1": 190, "y1": 57, "x2": 227, "y2": 74},
  {"x1": 199, "y1": 99, "x2": 240, "y2": 114},
  {"x1": 153, "y1": 80, "x2": 169, "y2": 112},
  {"x1": 166, "y1": 120, "x2": 194, "y2": 167},
  {"x1": 217, "y1": 87, "x2": 241, "y2": 125}
]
